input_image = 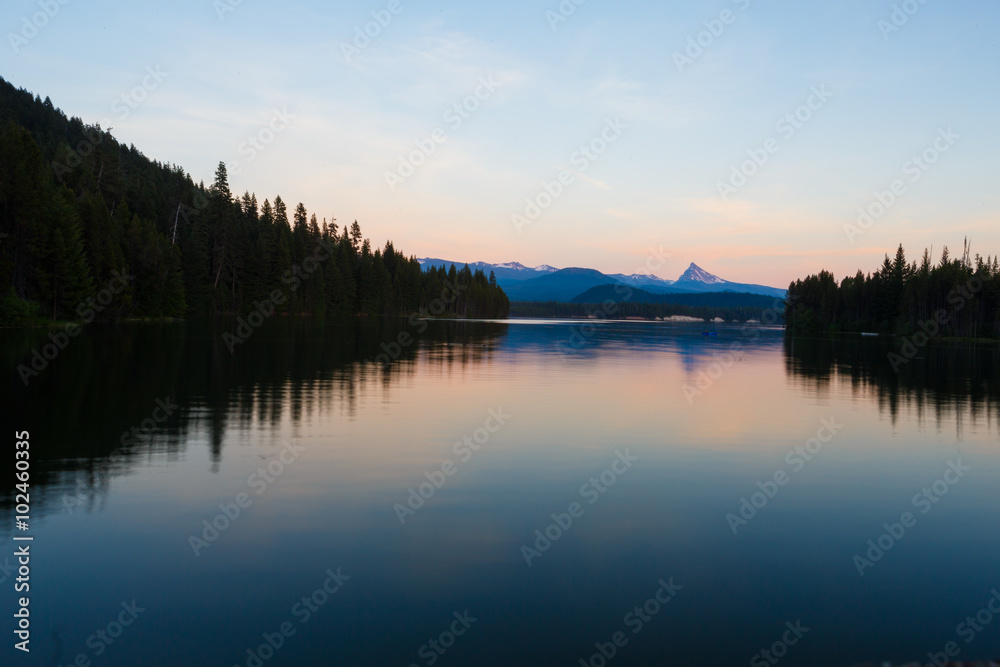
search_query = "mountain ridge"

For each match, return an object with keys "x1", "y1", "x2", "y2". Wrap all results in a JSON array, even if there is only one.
[
  {"x1": 417, "y1": 258, "x2": 785, "y2": 301},
  {"x1": 678, "y1": 262, "x2": 725, "y2": 284}
]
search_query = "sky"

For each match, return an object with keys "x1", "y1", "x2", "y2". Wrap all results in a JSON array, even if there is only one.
[{"x1": 2, "y1": 0, "x2": 998, "y2": 288}]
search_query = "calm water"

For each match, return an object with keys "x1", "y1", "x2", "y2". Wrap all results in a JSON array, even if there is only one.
[{"x1": 3, "y1": 318, "x2": 1000, "y2": 667}]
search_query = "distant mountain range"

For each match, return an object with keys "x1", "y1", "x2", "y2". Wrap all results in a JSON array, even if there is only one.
[
  {"x1": 570, "y1": 285, "x2": 778, "y2": 309},
  {"x1": 418, "y1": 258, "x2": 786, "y2": 302},
  {"x1": 417, "y1": 260, "x2": 558, "y2": 283}
]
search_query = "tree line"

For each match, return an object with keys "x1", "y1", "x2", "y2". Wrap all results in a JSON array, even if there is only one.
[
  {"x1": 785, "y1": 241, "x2": 1000, "y2": 339},
  {"x1": 0, "y1": 77, "x2": 509, "y2": 325}
]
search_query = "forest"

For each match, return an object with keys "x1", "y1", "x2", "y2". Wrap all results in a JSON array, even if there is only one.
[
  {"x1": 785, "y1": 242, "x2": 1000, "y2": 339},
  {"x1": 0, "y1": 77, "x2": 509, "y2": 326}
]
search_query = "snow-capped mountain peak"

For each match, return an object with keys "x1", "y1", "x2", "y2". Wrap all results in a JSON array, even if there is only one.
[
  {"x1": 493, "y1": 262, "x2": 532, "y2": 271},
  {"x1": 624, "y1": 272, "x2": 666, "y2": 282},
  {"x1": 677, "y1": 263, "x2": 726, "y2": 285},
  {"x1": 610, "y1": 273, "x2": 673, "y2": 285},
  {"x1": 416, "y1": 258, "x2": 785, "y2": 297}
]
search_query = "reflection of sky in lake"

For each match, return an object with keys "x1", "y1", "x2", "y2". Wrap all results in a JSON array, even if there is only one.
[{"x1": 2, "y1": 320, "x2": 999, "y2": 666}]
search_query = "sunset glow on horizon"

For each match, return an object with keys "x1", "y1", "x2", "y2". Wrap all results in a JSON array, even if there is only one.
[{"x1": 4, "y1": 0, "x2": 997, "y2": 287}]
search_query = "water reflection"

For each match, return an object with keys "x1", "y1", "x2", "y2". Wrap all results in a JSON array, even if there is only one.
[
  {"x1": 1, "y1": 318, "x2": 508, "y2": 514},
  {"x1": 2, "y1": 319, "x2": 999, "y2": 667},
  {"x1": 784, "y1": 335, "x2": 1000, "y2": 430},
  {"x1": 6, "y1": 321, "x2": 996, "y2": 518}
]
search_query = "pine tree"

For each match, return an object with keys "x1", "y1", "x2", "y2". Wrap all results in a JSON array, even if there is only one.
[
  {"x1": 44, "y1": 188, "x2": 93, "y2": 319},
  {"x1": 0, "y1": 78, "x2": 515, "y2": 324}
]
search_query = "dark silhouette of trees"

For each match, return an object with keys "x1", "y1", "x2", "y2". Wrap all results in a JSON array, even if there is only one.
[
  {"x1": 0, "y1": 77, "x2": 508, "y2": 325},
  {"x1": 786, "y1": 241, "x2": 1000, "y2": 339}
]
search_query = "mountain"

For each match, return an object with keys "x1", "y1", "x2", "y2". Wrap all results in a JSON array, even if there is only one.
[
  {"x1": 418, "y1": 259, "x2": 786, "y2": 301},
  {"x1": 677, "y1": 263, "x2": 725, "y2": 285},
  {"x1": 571, "y1": 285, "x2": 777, "y2": 309},
  {"x1": 607, "y1": 273, "x2": 675, "y2": 289},
  {"x1": 669, "y1": 263, "x2": 786, "y2": 298},
  {"x1": 418, "y1": 258, "x2": 556, "y2": 283},
  {"x1": 501, "y1": 268, "x2": 626, "y2": 302}
]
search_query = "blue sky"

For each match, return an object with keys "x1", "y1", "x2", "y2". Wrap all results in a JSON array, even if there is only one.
[{"x1": 2, "y1": 0, "x2": 998, "y2": 286}]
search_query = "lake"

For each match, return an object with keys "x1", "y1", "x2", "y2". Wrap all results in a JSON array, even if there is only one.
[{"x1": 3, "y1": 318, "x2": 1000, "y2": 666}]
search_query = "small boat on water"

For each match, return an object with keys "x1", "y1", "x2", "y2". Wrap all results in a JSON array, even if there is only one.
[{"x1": 701, "y1": 331, "x2": 718, "y2": 336}]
